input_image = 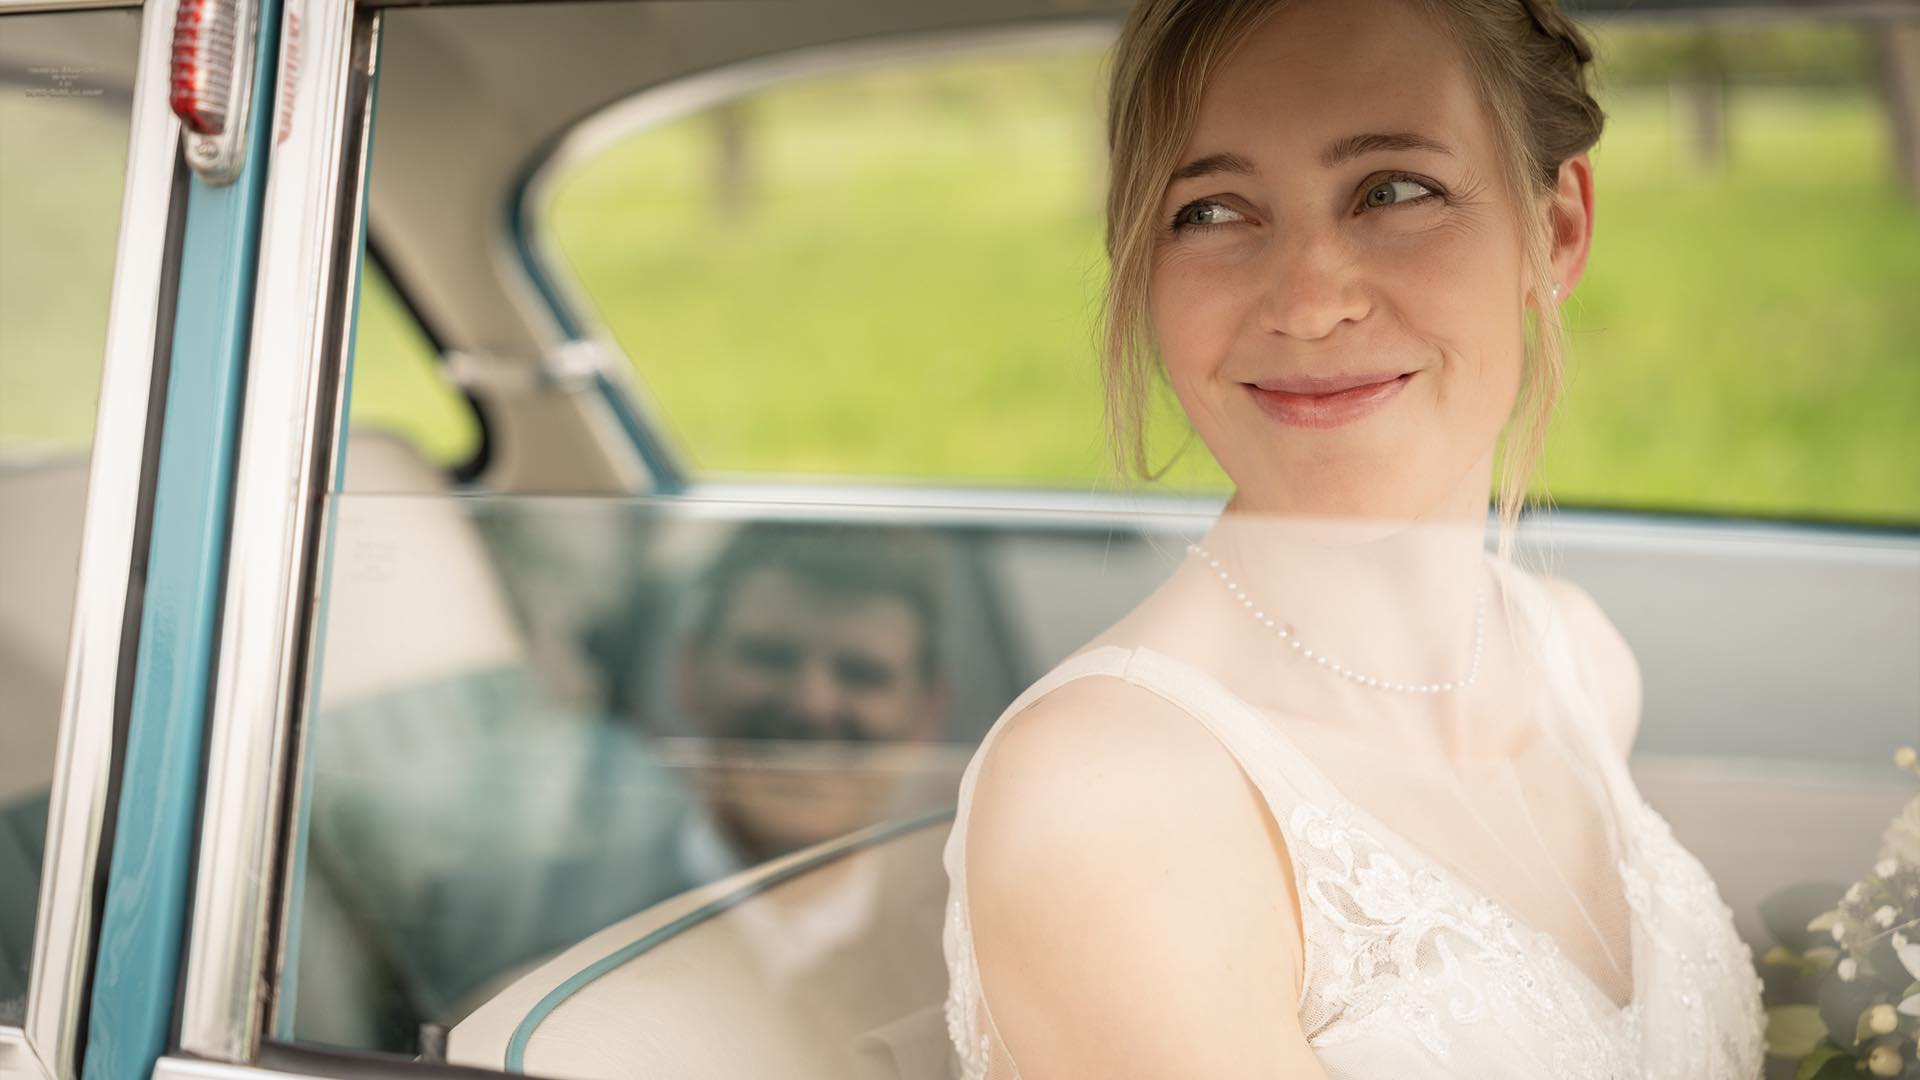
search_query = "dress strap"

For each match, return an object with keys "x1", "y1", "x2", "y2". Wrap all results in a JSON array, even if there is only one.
[
  {"x1": 954, "y1": 644, "x2": 1340, "y2": 834},
  {"x1": 1495, "y1": 565, "x2": 1623, "y2": 764}
]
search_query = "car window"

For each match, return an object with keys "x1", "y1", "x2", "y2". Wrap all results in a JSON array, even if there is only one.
[
  {"x1": 0, "y1": 6, "x2": 139, "y2": 1026},
  {"x1": 268, "y1": 8, "x2": 1917, "y2": 1076},
  {"x1": 538, "y1": 23, "x2": 1918, "y2": 523},
  {"x1": 276, "y1": 494, "x2": 1061, "y2": 1056}
]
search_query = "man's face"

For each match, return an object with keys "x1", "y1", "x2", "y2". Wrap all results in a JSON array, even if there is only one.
[
  {"x1": 689, "y1": 566, "x2": 934, "y2": 745},
  {"x1": 680, "y1": 566, "x2": 943, "y2": 855}
]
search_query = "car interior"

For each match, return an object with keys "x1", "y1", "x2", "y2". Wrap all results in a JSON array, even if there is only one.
[{"x1": 2, "y1": 0, "x2": 1915, "y2": 1075}]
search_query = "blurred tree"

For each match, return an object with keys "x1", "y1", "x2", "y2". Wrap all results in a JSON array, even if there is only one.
[
  {"x1": 1878, "y1": 22, "x2": 1920, "y2": 202},
  {"x1": 712, "y1": 99, "x2": 756, "y2": 220}
]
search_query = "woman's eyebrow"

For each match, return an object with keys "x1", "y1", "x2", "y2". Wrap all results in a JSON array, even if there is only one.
[
  {"x1": 1170, "y1": 133, "x2": 1454, "y2": 184},
  {"x1": 1320, "y1": 131, "x2": 1455, "y2": 168},
  {"x1": 1169, "y1": 151, "x2": 1258, "y2": 182}
]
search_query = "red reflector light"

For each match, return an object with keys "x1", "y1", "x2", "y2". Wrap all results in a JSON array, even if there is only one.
[{"x1": 170, "y1": 0, "x2": 238, "y2": 135}]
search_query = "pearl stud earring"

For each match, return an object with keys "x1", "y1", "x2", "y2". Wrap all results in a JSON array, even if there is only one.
[{"x1": 1550, "y1": 282, "x2": 1562, "y2": 299}]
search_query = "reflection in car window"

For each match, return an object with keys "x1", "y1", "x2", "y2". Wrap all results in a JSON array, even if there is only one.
[
  {"x1": 280, "y1": 497, "x2": 1019, "y2": 1056},
  {"x1": 0, "y1": 7, "x2": 139, "y2": 1025},
  {"x1": 543, "y1": 28, "x2": 1918, "y2": 523}
]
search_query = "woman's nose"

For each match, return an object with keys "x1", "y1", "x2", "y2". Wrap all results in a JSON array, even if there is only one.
[{"x1": 1256, "y1": 234, "x2": 1370, "y2": 342}]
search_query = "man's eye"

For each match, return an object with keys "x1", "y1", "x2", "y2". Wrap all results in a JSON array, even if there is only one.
[
  {"x1": 834, "y1": 654, "x2": 897, "y2": 692},
  {"x1": 735, "y1": 637, "x2": 801, "y2": 673},
  {"x1": 1362, "y1": 176, "x2": 1439, "y2": 210},
  {"x1": 1170, "y1": 199, "x2": 1245, "y2": 232}
]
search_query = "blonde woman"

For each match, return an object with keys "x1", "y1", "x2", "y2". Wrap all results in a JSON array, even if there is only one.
[{"x1": 940, "y1": 0, "x2": 1767, "y2": 1076}]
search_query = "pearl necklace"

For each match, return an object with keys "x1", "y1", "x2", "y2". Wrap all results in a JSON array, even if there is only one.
[{"x1": 1187, "y1": 542, "x2": 1486, "y2": 695}]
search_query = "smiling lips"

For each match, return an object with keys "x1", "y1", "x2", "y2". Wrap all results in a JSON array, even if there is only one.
[{"x1": 1244, "y1": 370, "x2": 1414, "y2": 429}]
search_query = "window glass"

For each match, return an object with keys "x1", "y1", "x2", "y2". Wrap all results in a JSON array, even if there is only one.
[
  {"x1": 274, "y1": 492, "x2": 1916, "y2": 1072},
  {"x1": 544, "y1": 26, "x2": 1919, "y2": 522},
  {"x1": 278, "y1": 495, "x2": 1040, "y2": 1055},
  {"x1": 345, "y1": 262, "x2": 480, "y2": 473},
  {"x1": 0, "y1": 7, "x2": 139, "y2": 1025}
]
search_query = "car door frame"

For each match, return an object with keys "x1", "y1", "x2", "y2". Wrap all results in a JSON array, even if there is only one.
[{"x1": 0, "y1": 0, "x2": 185, "y2": 1076}]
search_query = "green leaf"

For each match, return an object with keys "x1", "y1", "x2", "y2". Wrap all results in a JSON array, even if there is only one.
[
  {"x1": 1794, "y1": 1043, "x2": 1848, "y2": 1080},
  {"x1": 1803, "y1": 1054, "x2": 1858, "y2": 1080},
  {"x1": 1768, "y1": 1005, "x2": 1830, "y2": 1058},
  {"x1": 1802, "y1": 946, "x2": 1841, "y2": 974},
  {"x1": 1765, "y1": 946, "x2": 1804, "y2": 968}
]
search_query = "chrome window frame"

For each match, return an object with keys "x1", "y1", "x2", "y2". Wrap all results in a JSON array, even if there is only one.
[
  {"x1": 0, "y1": 0, "x2": 137, "y2": 13},
  {"x1": 0, "y1": 0, "x2": 183, "y2": 1076},
  {"x1": 175, "y1": 0, "x2": 379, "y2": 1062}
]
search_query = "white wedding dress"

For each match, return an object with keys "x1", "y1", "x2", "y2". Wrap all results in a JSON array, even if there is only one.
[{"x1": 941, "y1": 559, "x2": 1765, "y2": 1079}]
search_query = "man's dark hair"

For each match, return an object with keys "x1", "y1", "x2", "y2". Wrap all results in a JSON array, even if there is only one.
[{"x1": 691, "y1": 520, "x2": 947, "y2": 686}]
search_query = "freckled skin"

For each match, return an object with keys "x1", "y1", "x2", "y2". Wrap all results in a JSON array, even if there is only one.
[{"x1": 1150, "y1": 0, "x2": 1586, "y2": 525}]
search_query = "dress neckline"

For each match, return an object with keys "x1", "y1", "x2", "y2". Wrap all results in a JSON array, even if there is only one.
[
  {"x1": 1110, "y1": 640, "x2": 1644, "y2": 1023},
  {"x1": 1050, "y1": 556, "x2": 1644, "y2": 1024}
]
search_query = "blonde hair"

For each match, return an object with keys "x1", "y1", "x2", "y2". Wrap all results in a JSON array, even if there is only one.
[{"x1": 1102, "y1": 0, "x2": 1604, "y2": 558}]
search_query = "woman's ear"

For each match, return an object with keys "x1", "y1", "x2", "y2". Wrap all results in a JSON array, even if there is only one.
[{"x1": 1547, "y1": 153, "x2": 1595, "y2": 299}]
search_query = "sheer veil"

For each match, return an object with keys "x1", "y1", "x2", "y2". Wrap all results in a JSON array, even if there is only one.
[{"x1": 941, "y1": 518, "x2": 1649, "y2": 1078}]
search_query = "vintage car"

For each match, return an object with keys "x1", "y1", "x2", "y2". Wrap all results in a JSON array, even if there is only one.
[{"x1": 1, "y1": 0, "x2": 1916, "y2": 1077}]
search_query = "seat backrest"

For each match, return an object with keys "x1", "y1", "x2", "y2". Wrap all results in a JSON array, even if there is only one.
[
  {"x1": 446, "y1": 813, "x2": 961, "y2": 1080},
  {"x1": 0, "y1": 456, "x2": 90, "y2": 805}
]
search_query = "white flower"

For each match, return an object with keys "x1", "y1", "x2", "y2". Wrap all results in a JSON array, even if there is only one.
[
  {"x1": 1894, "y1": 931, "x2": 1920, "y2": 982},
  {"x1": 1875, "y1": 905, "x2": 1897, "y2": 927},
  {"x1": 1880, "y1": 795, "x2": 1920, "y2": 866},
  {"x1": 1875, "y1": 857, "x2": 1899, "y2": 879},
  {"x1": 1846, "y1": 882, "x2": 1865, "y2": 903},
  {"x1": 1838, "y1": 957, "x2": 1858, "y2": 981},
  {"x1": 1831, "y1": 922, "x2": 1846, "y2": 943}
]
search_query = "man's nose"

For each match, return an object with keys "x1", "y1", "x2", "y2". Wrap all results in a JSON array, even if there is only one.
[
  {"x1": 793, "y1": 659, "x2": 845, "y2": 729},
  {"x1": 1256, "y1": 231, "x2": 1370, "y2": 342}
]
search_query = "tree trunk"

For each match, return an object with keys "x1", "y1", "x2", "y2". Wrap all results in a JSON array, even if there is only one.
[{"x1": 1877, "y1": 21, "x2": 1920, "y2": 204}]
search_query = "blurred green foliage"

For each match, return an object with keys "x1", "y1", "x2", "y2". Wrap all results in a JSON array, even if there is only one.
[
  {"x1": 540, "y1": 38, "x2": 1919, "y2": 523},
  {"x1": 7, "y1": 25, "x2": 1915, "y2": 525},
  {"x1": 1587, "y1": 22, "x2": 1878, "y2": 87}
]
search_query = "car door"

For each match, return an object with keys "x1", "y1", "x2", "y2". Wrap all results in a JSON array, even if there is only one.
[{"x1": 16, "y1": 0, "x2": 1903, "y2": 1078}]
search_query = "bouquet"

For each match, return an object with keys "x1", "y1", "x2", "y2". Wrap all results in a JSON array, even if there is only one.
[{"x1": 1762, "y1": 746, "x2": 1920, "y2": 1079}]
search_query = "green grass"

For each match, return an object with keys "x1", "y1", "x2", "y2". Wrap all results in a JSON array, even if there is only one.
[
  {"x1": 0, "y1": 92, "x2": 130, "y2": 458},
  {"x1": 537, "y1": 56, "x2": 1920, "y2": 523}
]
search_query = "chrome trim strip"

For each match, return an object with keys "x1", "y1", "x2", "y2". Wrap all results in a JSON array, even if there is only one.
[
  {"x1": 177, "y1": 0, "x2": 375, "y2": 1062},
  {"x1": 0, "y1": 1027, "x2": 54, "y2": 1079},
  {"x1": 0, "y1": 0, "x2": 137, "y2": 12},
  {"x1": 16, "y1": 0, "x2": 183, "y2": 1076},
  {"x1": 151, "y1": 1057, "x2": 310, "y2": 1080}
]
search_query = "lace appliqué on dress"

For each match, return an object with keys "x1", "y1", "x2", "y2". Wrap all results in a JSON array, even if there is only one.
[
  {"x1": 1616, "y1": 800, "x2": 1766, "y2": 1080},
  {"x1": 944, "y1": 897, "x2": 996, "y2": 1080},
  {"x1": 1289, "y1": 800, "x2": 1644, "y2": 1078}
]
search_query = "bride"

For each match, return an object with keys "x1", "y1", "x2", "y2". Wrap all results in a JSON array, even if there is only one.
[{"x1": 940, "y1": 0, "x2": 1766, "y2": 1076}]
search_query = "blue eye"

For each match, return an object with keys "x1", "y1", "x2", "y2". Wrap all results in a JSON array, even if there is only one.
[{"x1": 1363, "y1": 176, "x2": 1439, "y2": 209}]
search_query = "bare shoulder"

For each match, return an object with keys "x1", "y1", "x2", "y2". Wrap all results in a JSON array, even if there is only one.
[
  {"x1": 1534, "y1": 573, "x2": 1643, "y2": 759},
  {"x1": 960, "y1": 669, "x2": 1325, "y2": 1079}
]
